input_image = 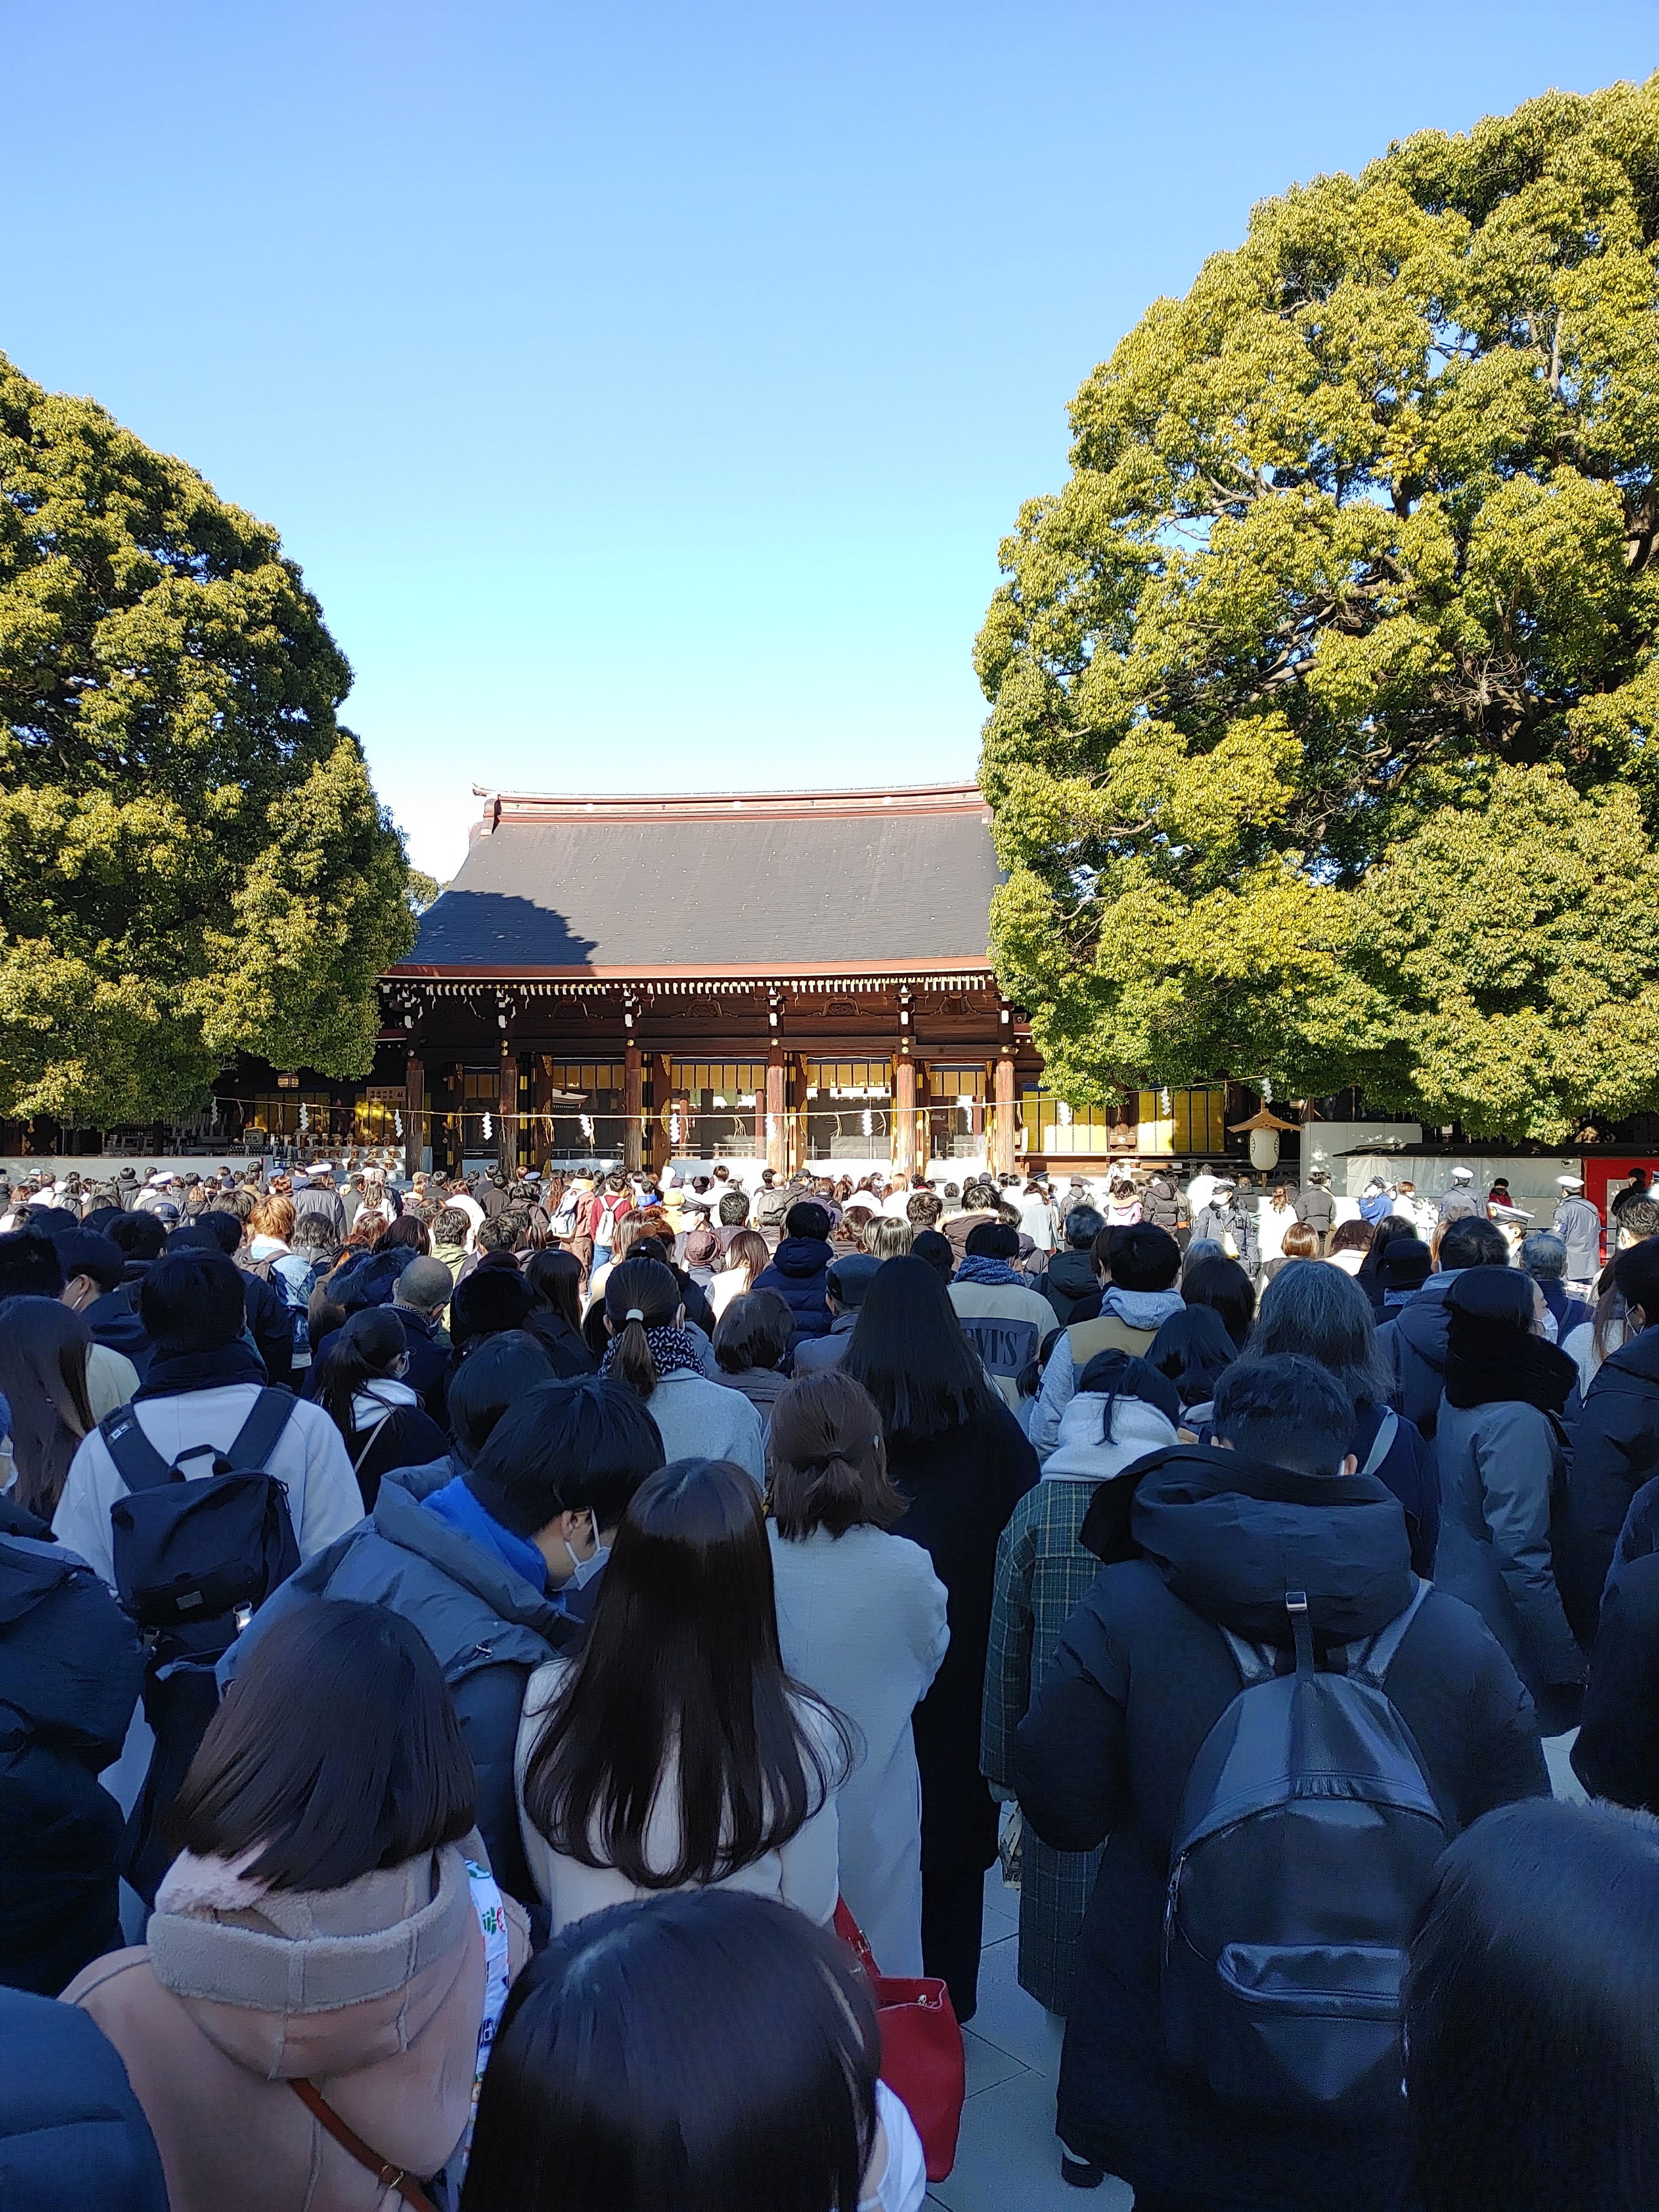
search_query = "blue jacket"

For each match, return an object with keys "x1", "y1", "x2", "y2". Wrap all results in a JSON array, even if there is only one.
[
  {"x1": 0, "y1": 1528, "x2": 145, "y2": 1997},
  {"x1": 0, "y1": 1987, "x2": 167, "y2": 2211},
  {"x1": 753, "y1": 1235, "x2": 835, "y2": 1340}
]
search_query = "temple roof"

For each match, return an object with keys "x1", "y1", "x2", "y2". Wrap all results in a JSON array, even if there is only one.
[{"x1": 391, "y1": 783, "x2": 1003, "y2": 980}]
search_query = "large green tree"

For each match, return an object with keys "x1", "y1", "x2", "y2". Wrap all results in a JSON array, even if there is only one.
[
  {"x1": 977, "y1": 75, "x2": 1659, "y2": 1138},
  {"x1": 0, "y1": 353, "x2": 416, "y2": 1127}
]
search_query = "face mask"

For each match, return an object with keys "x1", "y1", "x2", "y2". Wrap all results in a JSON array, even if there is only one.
[{"x1": 565, "y1": 1525, "x2": 608, "y2": 1589}]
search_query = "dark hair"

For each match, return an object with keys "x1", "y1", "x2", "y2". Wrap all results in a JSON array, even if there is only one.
[
  {"x1": 1074, "y1": 1347, "x2": 1181, "y2": 1447},
  {"x1": 1620, "y1": 1197, "x2": 1659, "y2": 1244},
  {"x1": 717, "y1": 1190, "x2": 751, "y2": 1227},
  {"x1": 524, "y1": 1460, "x2": 849, "y2": 1888},
  {"x1": 434, "y1": 1205, "x2": 472, "y2": 1246},
  {"x1": 909, "y1": 1228, "x2": 956, "y2": 1286},
  {"x1": 108, "y1": 1211, "x2": 168, "y2": 1262},
  {"x1": 167, "y1": 1212, "x2": 242, "y2": 1258},
  {"x1": 603, "y1": 1258, "x2": 683, "y2": 1401},
  {"x1": 714, "y1": 1290, "x2": 792, "y2": 1376},
  {"x1": 459, "y1": 1891, "x2": 881, "y2": 2212},
  {"x1": 1147, "y1": 1304, "x2": 1239, "y2": 1410},
  {"x1": 314, "y1": 1306, "x2": 408, "y2": 1442},
  {"x1": 446, "y1": 1329, "x2": 556, "y2": 1465},
  {"x1": 0, "y1": 1229, "x2": 64, "y2": 1301},
  {"x1": 0, "y1": 1295, "x2": 95, "y2": 1516},
  {"x1": 450, "y1": 1264, "x2": 534, "y2": 1348},
  {"x1": 1614, "y1": 1237, "x2": 1659, "y2": 1320},
  {"x1": 842, "y1": 1253, "x2": 996, "y2": 1443},
  {"x1": 769, "y1": 1371, "x2": 905, "y2": 1539},
  {"x1": 905, "y1": 1191, "x2": 943, "y2": 1230},
  {"x1": 1180, "y1": 1251, "x2": 1255, "y2": 1347},
  {"x1": 1250, "y1": 1261, "x2": 1392, "y2": 1409},
  {"x1": 1405, "y1": 1798, "x2": 1659, "y2": 2212},
  {"x1": 1329, "y1": 1218, "x2": 1375, "y2": 1256},
  {"x1": 525, "y1": 1247, "x2": 585, "y2": 1339},
  {"x1": 1439, "y1": 1217, "x2": 1511, "y2": 1272},
  {"x1": 307, "y1": 1279, "x2": 347, "y2": 1355},
  {"x1": 1212, "y1": 1352, "x2": 1354, "y2": 1475},
  {"x1": 783, "y1": 1201, "x2": 831, "y2": 1242},
  {"x1": 169, "y1": 1599, "x2": 474, "y2": 1891},
  {"x1": 964, "y1": 1220, "x2": 1019, "y2": 1261},
  {"x1": 1108, "y1": 1223, "x2": 1182, "y2": 1292},
  {"x1": 1064, "y1": 1205, "x2": 1105, "y2": 1249},
  {"x1": 379, "y1": 1212, "x2": 430, "y2": 1256},
  {"x1": 467, "y1": 1378, "x2": 666, "y2": 1538},
  {"x1": 54, "y1": 1229, "x2": 125, "y2": 1295},
  {"x1": 138, "y1": 1249, "x2": 247, "y2": 1357}
]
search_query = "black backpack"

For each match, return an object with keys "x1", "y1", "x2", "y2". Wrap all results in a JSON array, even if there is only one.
[
  {"x1": 103, "y1": 1390, "x2": 301, "y2": 1903},
  {"x1": 1161, "y1": 1581, "x2": 1446, "y2": 2121}
]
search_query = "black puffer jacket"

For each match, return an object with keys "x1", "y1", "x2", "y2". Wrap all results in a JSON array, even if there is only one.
[
  {"x1": 1037, "y1": 1249, "x2": 1099, "y2": 1326},
  {"x1": 1013, "y1": 1446, "x2": 1548, "y2": 2210},
  {"x1": 1561, "y1": 1327, "x2": 1659, "y2": 1644}
]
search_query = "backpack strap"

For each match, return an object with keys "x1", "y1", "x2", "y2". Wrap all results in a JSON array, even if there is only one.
[
  {"x1": 1345, "y1": 1576, "x2": 1432, "y2": 1690},
  {"x1": 222, "y1": 1387, "x2": 297, "y2": 1475},
  {"x1": 99, "y1": 1404, "x2": 180, "y2": 1493},
  {"x1": 1216, "y1": 1626, "x2": 1280, "y2": 1688},
  {"x1": 1357, "y1": 1407, "x2": 1399, "y2": 1481}
]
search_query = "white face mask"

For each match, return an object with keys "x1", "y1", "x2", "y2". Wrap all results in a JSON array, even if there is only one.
[{"x1": 564, "y1": 1522, "x2": 608, "y2": 1589}]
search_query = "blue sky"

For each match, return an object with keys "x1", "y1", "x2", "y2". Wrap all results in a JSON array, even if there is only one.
[{"x1": 5, "y1": 1, "x2": 1657, "y2": 877}]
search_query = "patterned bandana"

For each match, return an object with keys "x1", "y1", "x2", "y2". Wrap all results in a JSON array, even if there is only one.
[{"x1": 599, "y1": 1323, "x2": 706, "y2": 1384}]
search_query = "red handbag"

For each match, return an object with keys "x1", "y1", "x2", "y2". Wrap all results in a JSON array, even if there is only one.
[{"x1": 834, "y1": 1900, "x2": 965, "y2": 2182}]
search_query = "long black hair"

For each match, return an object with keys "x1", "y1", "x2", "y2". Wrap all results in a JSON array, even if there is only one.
[
  {"x1": 459, "y1": 1891, "x2": 882, "y2": 2212},
  {"x1": 521, "y1": 1458, "x2": 850, "y2": 1889},
  {"x1": 1146, "y1": 1305, "x2": 1238, "y2": 1410},
  {"x1": 525, "y1": 1246, "x2": 585, "y2": 1338},
  {"x1": 168, "y1": 1598, "x2": 474, "y2": 1891},
  {"x1": 0, "y1": 1295, "x2": 95, "y2": 1517},
  {"x1": 313, "y1": 1305, "x2": 407, "y2": 1437},
  {"x1": 1179, "y1": 1251, "x2": 1256, "y2": 1349},
  {"x1": 842, "y1": 1252, "x2": 995, "y2": 1443},
  {"x1": 1405, "y1": 1797, "x2": 1659, "y2": 2211}
]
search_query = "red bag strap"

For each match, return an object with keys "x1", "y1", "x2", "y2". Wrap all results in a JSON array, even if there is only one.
[
  {"x1": 834, "y1": 1896, "x2": 880, "y2": 1979},
  {"x1": 289, "y1": 2079, "x2": 438, "y2": 2212}
]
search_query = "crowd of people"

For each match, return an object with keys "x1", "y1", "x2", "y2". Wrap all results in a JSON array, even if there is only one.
[{"x1": 4, "y1": 1143, "x2": 1659, "y2": 2210}]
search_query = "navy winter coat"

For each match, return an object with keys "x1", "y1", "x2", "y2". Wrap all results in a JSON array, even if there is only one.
[
  {"x1": 0, "y1": 1987, "x2": 168, "y2": 2212},
  {"x1": 0, "y1": 1527, "x2": 145, "y2": 1996},
  {"x1": 1560, "y1": 1327, "x2": 1659, "y2": 1645},
  {"x1": 753, "y1": 1235, "x2": 836, "y2": 1339},
  {"x1": 1014, "y1": 1445, "x2": 1547, "y2": 2210}
]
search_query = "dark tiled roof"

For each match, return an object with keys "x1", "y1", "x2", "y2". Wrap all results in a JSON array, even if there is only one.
[{"x1": 396, "y1": 786, "x2": 1002, "y2": 976}]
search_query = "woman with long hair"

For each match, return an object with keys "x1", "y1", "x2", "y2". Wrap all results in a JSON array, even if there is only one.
[
  {"x1": 64, "y1": 1599, "x2": 529, "y2": 2212},
  {"x1": 459, "y1": 1890, "x2": 926, "y2": 2212},
  {"x1": 709, "y1": 1226, "x2": 771, "y2": 1322},
  {"x1": 600, "y1": 1258, "x2": 763, "y2": 1484},
  {"x1": 1146, "y1": 1305, "x2": 1238, "y2": 1426},
  {"x1": 311, "y1": 1306, "x2": 449, "y2": 1507},
  {"x1": 1179, "y1": 1249, "x2": 1256, "y2": 1349},
  {"x1": 842, "y1": 1254, "x2": 1037, "y2": 2019},
  {"x1": 523, "y1": 1247, "x2": 599, "y2": 1378},
  {"x1": 0, "y1": 1294, "x2": 96, "y2": 1520},
  {"x1": 516, "y1": 1458, "x2": 851, "y2": 1931},
  {"x1": 766, "y1": 1372, "x2": 948, "y2": 1975}
]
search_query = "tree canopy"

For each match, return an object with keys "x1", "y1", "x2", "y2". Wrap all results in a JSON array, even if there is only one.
[
  {"x1": 0, "y1": 353, "x2": 416, "y2": 1128},
  {"x1": 977, "y1": 75, "x2": 1659, "y2": 1142}
]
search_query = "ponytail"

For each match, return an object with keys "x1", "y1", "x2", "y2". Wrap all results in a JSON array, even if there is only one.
[
  {"x1": 768, "y1": 1369, "x2": 905, "y2": 1540},
  {"x1": 602, "y1": 1257, "x2": 682, "y2": 1403},
  {"x1": 316, "y1": 1306, "x2": 407, "y2": 1437}
]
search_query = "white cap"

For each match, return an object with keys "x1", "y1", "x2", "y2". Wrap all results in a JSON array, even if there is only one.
[
  {"x1": 1452, "y1": 1166, "x2": 1474, "y2": 1181},
  {"x1": 1557, "y1": 1174, "x2": 1584, "y2": 1188},
  {"x1": 311, "y1": 1160, "x2": 335, "y2": 1174}
]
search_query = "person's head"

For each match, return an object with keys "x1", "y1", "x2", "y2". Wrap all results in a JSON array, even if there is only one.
[
  {"x1": 1618, "y1": 1197, "x2": 1659, "y2": 1248},
  {"x1": 1404, "y1": 1797, "x2": 1659, "y2": 2212},
  {"x1": 466, "y1": 1376, "x2": 667, "y2": 1575},
  {"x1": 843, "y1": 1252, "x2": 995, "y2": 1443},
  {"x1": 1328, "y1": 1218, "x2": 1374, "y2": 1256},
  {"x1": 1063, "y1": 1205, "x2": 1105, "y2": 1250},
  {"x1": 1249, "y1": 1260, "x2": 1392, "y2": 1410},
  {"x1": 314, "y1": 1306, "x2": 408, "y2": 1438},
  {"x1": 1074, "y1": 1347, "x2": 1181, "y2": 1449},
  {"x1": 603, "y1": 1257, "x2": 685, "y2": 1401},
  {"x1": 249, "y1": 1194, "x2": 294, "y2": 1243},
  {"x1": 769, "y1": 1370, "x2": 905, "y2": 1541},
  {"x1": 908, "y1": 1229, "x2": 956, "y2": 1287},
  {"x1": 713, "y1": 1289, "x2": 793, "y2": 1377},
  {"x1": 783, "y1": 1201, "x2": 831, "y2": 1243},
  {"x1": 824, "y1": 1252, "x2": 880, "y2": 1317},
  {"x1": 1278, "y1": 1221, "x2": 1320, "y2": 1264},
  {"x1": 138, "y1": 1249, "x2": 247, "y2": 1357},
  {"x1": 1377, "y1": 1235, "x2": 1434, "y2": 1298},
  {"x1": 450, "y1": 1263, "x2": 535, "y2": 1350},
  {"x1": 0, "y1": 1295, "x2": 94, "y2": 1517},
  {"x1": 54, "y1": 1228, "x2": 124, "y2": 1314},
  {"x1": 524, "y1": 1246, "x2": 585, "y2": 1337},
  {"x1": 1519, "y1": 1231, "x2": 1568, "y2": 1284},
  {"x1": 1106, "y1": 1223, "x2": 1182, "y2": 1293},
  {"x1": 1438, "y1": 1215, "x2": 1512, "y2": 1273},
  {"x1": 379, "y1": 1211, "x2": 431, "y2": 1257},
  {"x1": 459, "y1": 1890, "x2": 883, "y2": 2212},
  {"x1": 1614, "y1": 1238, "x2": 1659, "y2": 1334},
  {"x1": 393, "y1": 1254, "x2": 453, "y2": 1321},
  {"x1": 862, "y1": 1216, "x2": 913, "y2": 1260},
  {"x1": 717, "y1": 1189, "x2": 751, "y2": 1229},
  {"x1": 520, "y1": 1460, "x2": 848, "y2": 1890},
  {"x1": 167, "y1": 1599, "x2": 474, "y2": 1893},
  {"x1": 433, "y1": 1205, "x2": 472, "y2": 1247},
  {"x1": 720, "y1": 1228, "x2": 771, "y2": 1289},
  {"x1": 1180, "y1": 1250, "x2": 1254, "y2": 1347},
  {"x1": 0, "y1": 1229, "x2": 64, "y2": 1302},
  {"x1": 905, "y1": 1190, "x2": 943, "y2": 1230},
  {"x1": 1146, "y1": 1304, "x2": 1238, "y2": 1410},
  {"x1": 1447, "y1": 1263, "x2": 1546, "y2": 1363},
  {"x1": 1212, "y1": 1353, "x2": 1356, "y2": 1476},
  {"x1": 446, "y1": 1329, "x2": 556, "y2": 1466},
  {"x1": 963, "y1": 1220, "x2": 1019, "y2": 1263}
]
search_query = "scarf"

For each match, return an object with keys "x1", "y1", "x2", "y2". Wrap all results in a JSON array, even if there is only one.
[
  {"x1": 1443, "y1": 1320, "x2": 1578, "y2": 1414},
  {"x1": 136, "y1": 1341, "x2": 268, "y2": 1402},
  {"x1": 954, "y1": 1255, "x2": 1023, "y2": 1287},
  {"x1": 599, "y1": 1324, "x2": 706, "y2": 1386},
  {"x1": 424, "y1": 1474, "x2": 548, "y2": 1591}
]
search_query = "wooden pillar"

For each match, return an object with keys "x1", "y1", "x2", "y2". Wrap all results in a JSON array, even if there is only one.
[
  {"x1": 894, "y1": 1052, "x2": 917, "y2": 1176},
  {"x1": 765, "y1": 1046, "x2": 787, "y2": 1175},
  {"x1": 450, "y1": 1061, "x2": 465, "y2": 1175},
  {"x1": 498, "y1": 1049, "x2": 517, "y2": 1177},
  {"x1": 753, "y1": 1076, "x2": 767, "y2": 1165},
  {"x1": 623, "y1": 1045, "x2": 643, "y2": 1173},
  {"x1": 992, "y1": 1053, "x2": 1017, "y2": 1178},
  {"x1": 656, "y1": 1052, "x2": 676, "y2": 1167},
  {"x1": 403, "y1": 1052, "x2": 424, "y2": 1179}
]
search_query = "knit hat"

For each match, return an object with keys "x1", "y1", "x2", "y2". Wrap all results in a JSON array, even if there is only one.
[{"x1": 1378, "y1": 1237, "x2": 1433, "y2": 1293}]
